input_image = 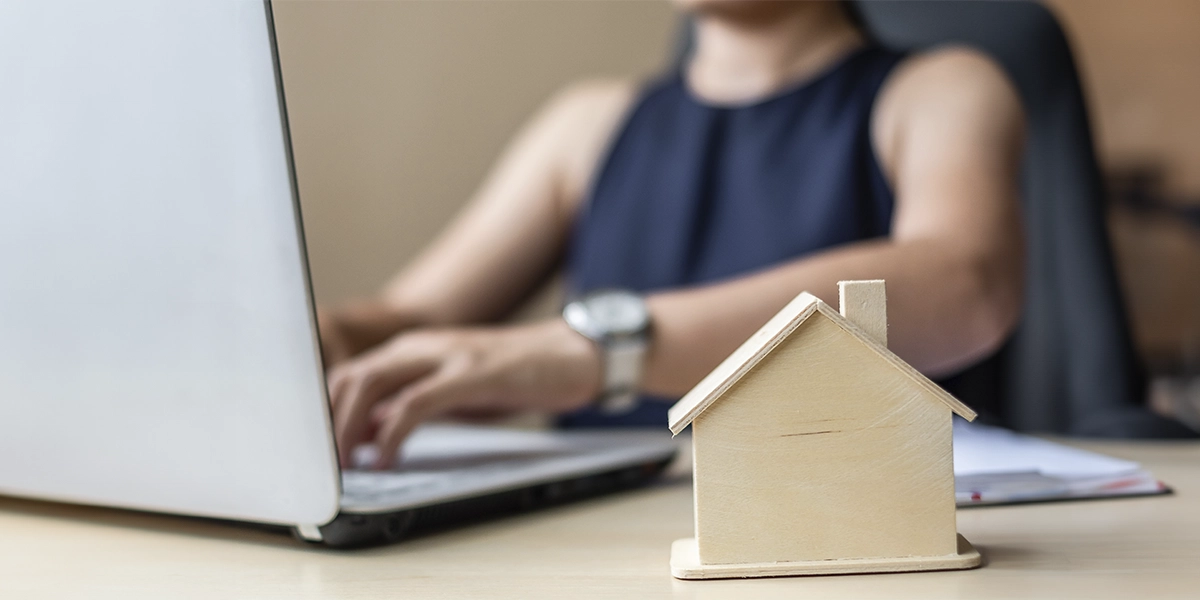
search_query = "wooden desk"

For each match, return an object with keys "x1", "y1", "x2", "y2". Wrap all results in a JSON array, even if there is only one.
[{"x1": 3, "y1": 440, "x2": 1199, "y2": 599}]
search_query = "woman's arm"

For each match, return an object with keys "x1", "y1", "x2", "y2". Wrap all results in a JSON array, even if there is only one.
[
  {"x1": 328, "y1": 49, "x2": 1026, "y2": 468},
  {"x1": 644, "y1": 48, "x2": 1025, "y2": 393},
  {"x1": 319, "y1": 80, "x2": 636, "y2": 362}
]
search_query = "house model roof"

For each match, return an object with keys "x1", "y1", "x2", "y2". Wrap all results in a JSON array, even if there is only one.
[{"x1": 667, "y1": 292, "x2": 977, "y2": 435}]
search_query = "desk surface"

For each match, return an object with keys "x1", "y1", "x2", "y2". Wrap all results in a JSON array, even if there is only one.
[{"x1": 3, "y1": 439, "x2": 1199, "y2": 600}]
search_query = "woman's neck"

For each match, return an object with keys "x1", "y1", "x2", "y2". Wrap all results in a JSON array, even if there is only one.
[{"x1": 687, "y1": 2, "x2": 865, "y2": 105}]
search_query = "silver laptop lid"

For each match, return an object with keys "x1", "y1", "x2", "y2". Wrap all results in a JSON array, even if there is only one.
[{"x1": 0, "y1": 1, "x2": 340, "y2": 526}]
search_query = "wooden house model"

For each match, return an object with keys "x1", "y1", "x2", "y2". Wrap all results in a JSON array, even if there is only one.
[{"x1": 668, "y1": 280, "x2": 981, "y2": 579}]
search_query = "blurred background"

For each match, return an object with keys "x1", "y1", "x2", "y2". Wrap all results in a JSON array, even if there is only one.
[{"x1": 271, "y1": 0, "x2": 1200, "y2": 425}]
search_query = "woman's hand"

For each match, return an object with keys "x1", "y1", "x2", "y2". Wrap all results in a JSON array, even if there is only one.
[
  {"x1": 316, "y1": 307, "x2": 356, "y2": 367},
  {"x1": 327, "y1": 318, "x2": 602, "y2": 469},
  {"x1": 316, "y1": 300, "x2": 421, "y2": 368}
]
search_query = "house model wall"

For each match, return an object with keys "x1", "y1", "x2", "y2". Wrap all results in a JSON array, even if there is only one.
[{"x1": 669, "y1": 280, "x2": 981, "y2": 579}]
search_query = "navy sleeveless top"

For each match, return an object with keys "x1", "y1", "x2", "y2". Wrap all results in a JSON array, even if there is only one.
[{"x1": 560, "y1": 46, "x2": 907, "y2": 428}]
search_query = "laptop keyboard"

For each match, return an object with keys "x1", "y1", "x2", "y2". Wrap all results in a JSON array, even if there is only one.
[
  {"x1": 340, "y1": 455, "x2": 566, "y2": 506},
  {"x1": 335, "y1": 424, "x2": 675, "y2": 512},
  {"x1": 341, "y1": 471, "x2": 447, "y2": 503}
]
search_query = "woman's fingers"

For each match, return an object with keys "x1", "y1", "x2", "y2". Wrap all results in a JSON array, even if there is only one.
[
  {"x1": 325, "y1": 367, "x2": 350, "y2": 411},
  {"x1": 330, "y1": 341, "x2": 441, "y2": 467},
  {"x1": 325, "y1": 320, "x2": 603, "y2": 470},
  {"x1": 370, "y1": 373, "x2": 472, "y2": 470}
]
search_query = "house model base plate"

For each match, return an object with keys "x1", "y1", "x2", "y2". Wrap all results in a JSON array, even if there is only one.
[{"x1": 670, "y1": 534, "x2": 981, "y2": 580}]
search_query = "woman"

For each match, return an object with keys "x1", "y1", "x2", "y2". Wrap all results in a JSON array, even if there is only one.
[{"x1": 320, "y1": 0, "x2": 1025, "y2": 469}]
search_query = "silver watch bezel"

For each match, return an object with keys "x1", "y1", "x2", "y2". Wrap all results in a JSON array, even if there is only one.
[
  {"x1": 563, "y1": 289, "x2": 650, "y2": 342},
  {"x1": 562, "y1": 290, "x2": 651, "y2": 414}
]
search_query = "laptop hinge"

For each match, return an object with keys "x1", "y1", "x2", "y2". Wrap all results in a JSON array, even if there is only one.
[{"x1": 295, "y1": 523, "x2": 323, "y2": 542}]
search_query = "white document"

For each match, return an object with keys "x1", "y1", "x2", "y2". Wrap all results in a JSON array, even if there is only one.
[{"x1": 952, "y1": 421, "x2": 1164, "y2": 505}]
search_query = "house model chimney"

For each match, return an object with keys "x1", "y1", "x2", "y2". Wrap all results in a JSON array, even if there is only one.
[{"x1": 838, "y1": 280, "x2": 887, "y2": 348}]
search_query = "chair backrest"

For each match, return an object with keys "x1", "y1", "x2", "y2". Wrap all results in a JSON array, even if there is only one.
[{"x1": 853, "y1": 0, "x2": 1194, "y2": 437}]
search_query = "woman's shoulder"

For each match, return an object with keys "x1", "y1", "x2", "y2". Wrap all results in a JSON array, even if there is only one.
[
  {"x1": 534, "y1": 78, "x2": 642, "y2": 205},
  {"x1": 877, "y1": 46, "x2": 1023, "y2": 125},
  {"x1": 546, "y1": 78, "x2": 640, "y2": 119},
  {"x1": 886, "y1": 46, "x2": 1018, "y2": 102},
  {"x1": 871, "y1": 46, "x2": 1025, "y2": 177}
]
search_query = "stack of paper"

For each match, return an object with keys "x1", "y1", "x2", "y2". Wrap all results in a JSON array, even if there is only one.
[{"x1": 953, "y1": 421, "x2": 1167, "y2": 506}]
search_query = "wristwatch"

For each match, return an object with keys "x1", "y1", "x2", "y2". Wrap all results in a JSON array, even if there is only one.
[{"x1": 562, "y1": 289, "x2": 651, "y2": 414}]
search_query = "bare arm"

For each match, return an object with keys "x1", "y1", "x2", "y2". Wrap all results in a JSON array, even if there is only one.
[
  {"x1": 642, "y1": 48, "x2": 1026, "y2": 394},
  {"x1": 320, "y1": 81, "x2": 635, "y2": 360}
]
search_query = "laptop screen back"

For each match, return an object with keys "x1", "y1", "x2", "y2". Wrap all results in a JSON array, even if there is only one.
[{"x1": 0, "y1": 1, "x2": 340, "y2": 525}]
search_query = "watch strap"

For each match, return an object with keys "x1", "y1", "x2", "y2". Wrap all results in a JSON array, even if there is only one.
[{"x1": 596, "y1": 338, "x2": 645, "y2": 414}]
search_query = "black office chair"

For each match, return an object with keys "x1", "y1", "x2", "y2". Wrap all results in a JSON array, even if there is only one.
[{"x1": 674, "y1": 1, "x2": 1195, "y2": 437}]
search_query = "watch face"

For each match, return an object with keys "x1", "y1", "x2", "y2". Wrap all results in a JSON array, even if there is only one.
[{"x1": 585, "y1": 291, "x2": 649, "y2": 336}]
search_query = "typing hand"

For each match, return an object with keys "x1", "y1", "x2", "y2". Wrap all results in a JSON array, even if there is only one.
[
  {"x1": 327, "y1": 319, "x2": 601, "y2": 469},
  {"x1": 316, "y1": 307, "x2": 355, "y2": 367},
  {"x1": 316, "y1": 300, "x2": 418, "y2": 368}
]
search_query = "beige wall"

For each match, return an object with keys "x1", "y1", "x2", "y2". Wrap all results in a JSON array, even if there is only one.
[
  {"x1": 272, "y1": 0, "x2": 676, "y2": 304},
  {"x1": 1046, "y1": 0, "x2": 1200, "y2": 197},
  {"x1": 1045, "y1": 0, "x2": 1200, "y2": 366}
]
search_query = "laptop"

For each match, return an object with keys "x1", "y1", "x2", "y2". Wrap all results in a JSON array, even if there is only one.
[{"x1": 0, "y1": 0, "x2": 676, "y2": 548}]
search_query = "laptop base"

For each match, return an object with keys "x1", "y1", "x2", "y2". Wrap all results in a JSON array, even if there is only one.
[{"x1": 295, "y1": 457, "x2": 673, "y2": 548}]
